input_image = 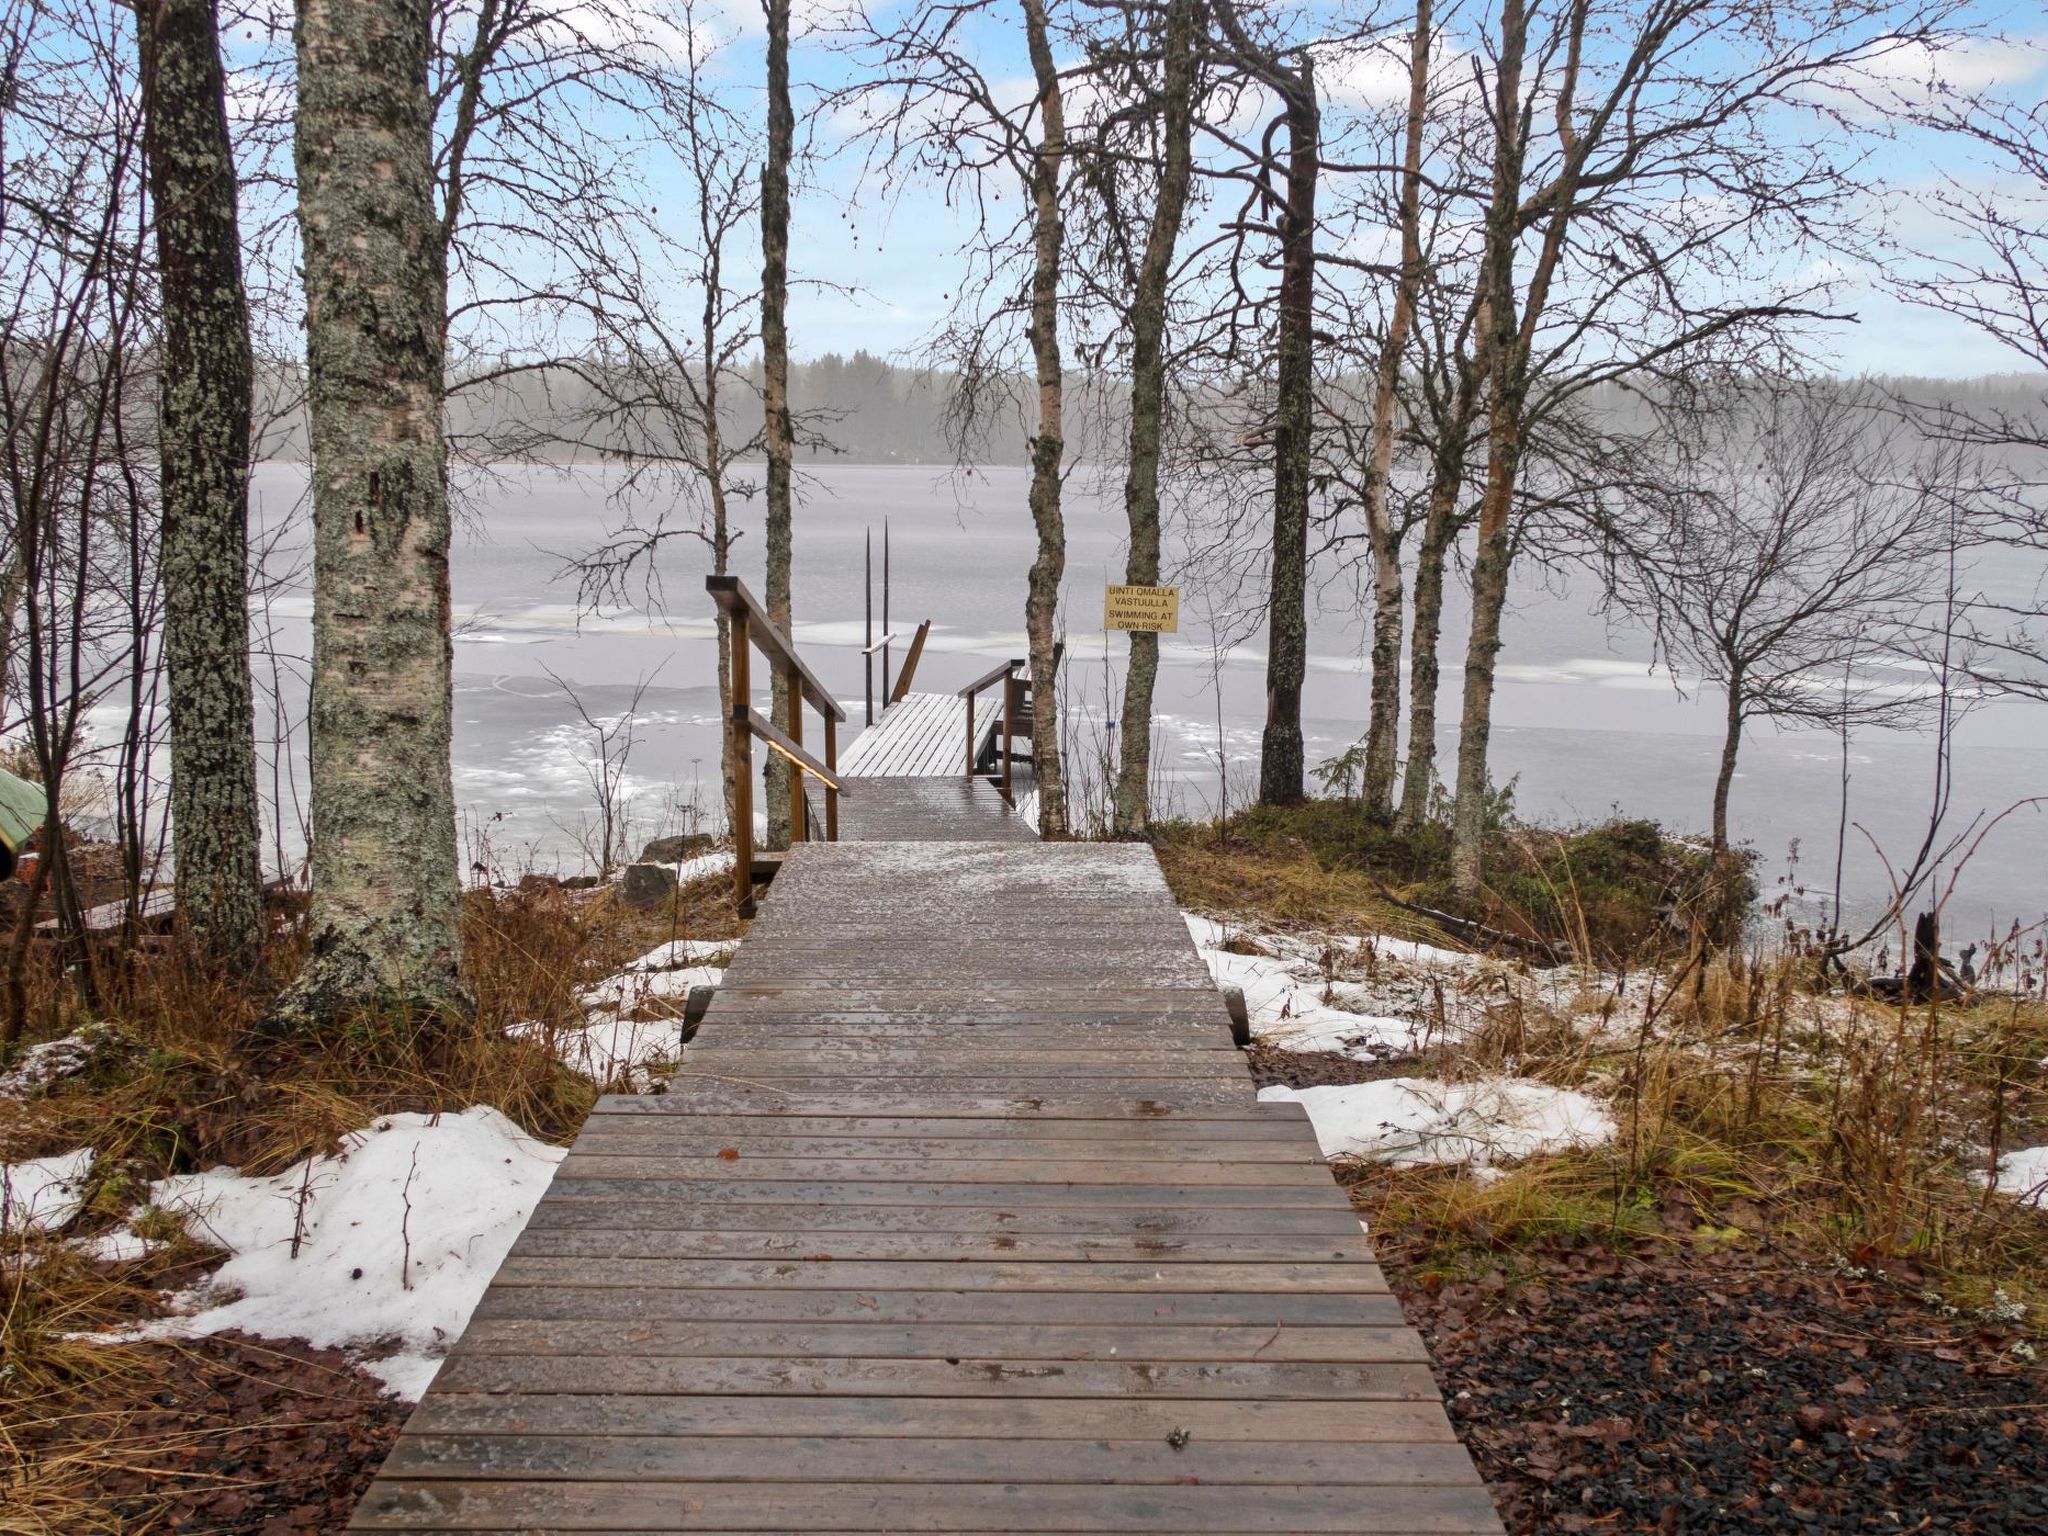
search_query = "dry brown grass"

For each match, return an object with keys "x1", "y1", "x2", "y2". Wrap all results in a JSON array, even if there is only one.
[
  {"x1": 1154, "y1": 820, "x2": 1449, "y2": 943},
  {"x1": 1, "y1": 859, "x2": 747, "y2": 1531},
  {"x1": 1347, "y1": 944, "x2": 2048, "y2": 1322}
]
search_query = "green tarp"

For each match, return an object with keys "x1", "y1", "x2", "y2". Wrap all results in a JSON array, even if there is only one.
[{"x1": 0, "y1": 767, "x2": 44, "y2": 855}]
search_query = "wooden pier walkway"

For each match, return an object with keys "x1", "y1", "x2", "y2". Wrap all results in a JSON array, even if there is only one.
[{"x1": 349, "y1": 586, "x2": 1502, "y2": 1533}]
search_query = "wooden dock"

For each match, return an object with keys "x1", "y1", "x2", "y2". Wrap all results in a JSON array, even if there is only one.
[{"x1": 348, "y1": 583, "x2": 1502, "y2": 1533}]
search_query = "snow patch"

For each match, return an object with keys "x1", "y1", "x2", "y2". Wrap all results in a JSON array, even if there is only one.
[
  {"x1": 0, "y1": 1024, "x2": 127, "y2": 1099},
  {"x1": 1, "y1": 1148, "x2": 94, "y2": 1233},
  {"x1": 1184, "y1": 914, "x2": 1426, "y2": 1060},
  {"x1": 132, "y1": 1107, "x2": 563, "y2": 1398},
  {"x1": 1985, "y1": 1145, "x2": 2048, "y2": 1207},
  {"x1": 1260, "y1": 1077, "x2": 1615, "y2": 1173}
]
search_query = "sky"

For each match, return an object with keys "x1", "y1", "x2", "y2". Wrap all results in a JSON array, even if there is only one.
[{"x1": 205, "y1": 0, "x2": 2048, "y2": 380}]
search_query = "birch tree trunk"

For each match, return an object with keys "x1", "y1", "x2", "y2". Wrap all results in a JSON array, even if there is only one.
[
  {"x1": 1110, "y1": 0, "x2": 1196, "y2": 838},
  {"x1": 1360, "y1": 2, "x2": 1430, "y2": 822},
  {"x1": 274, "y1": 0, "x2": 464, "y2": 1025},
  {"x1": 1395, "y1": 443, "x2": 1460, "y2": 828},
  {"x1": 1256, "y1": 55, "x2": 1318, "y2": 808},
  {"x1": 138, "y1": 0, "x2": 264, "y2": 965},
  {"x1": 760, "y1": 0, "x2": 795, "y2": 848},
  {"x1": 1019, "y1": 0, "x2": 1070, "y2": 840},
  {"x1": 1448, "y1": 0, "x2": 1528, "y2": 898}
]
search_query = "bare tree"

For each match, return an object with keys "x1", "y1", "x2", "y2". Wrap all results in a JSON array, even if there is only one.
[
  {"x1": 1356, "y1": 0, "x2": 1433, "y2": 822},
  {"x1": 1107, "y1": 0, "x2": 1199, "y2": 837},
  {"x1": 271, "y1": 0, "x2": 464, "y2": 1027},
  {"x1": 138, "y1": 0, "x2": 264, "y2": 966},
  {"x1": 0, "y1": 0, "x2": 156, "y2": 1042},
  {"x1": 1611, "y1": 381, "x2": 1950, "y2": 854},
  {"x1": 1439, "y1": 0, "x2": 1968, "y2": 897}
]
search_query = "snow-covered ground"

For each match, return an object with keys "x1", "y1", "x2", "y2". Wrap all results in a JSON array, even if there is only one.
[
  {"x1": 2, "y1": 1147, "x2": 94, "y2": 1233},
  {"x1": 513, "y1": 936, "x2": 736, "y2": 1087},
  {"x1": 1261, "y1": 1078, "x2": 1615, "y2": 1174},
  {"x1": 1987, "y1": 1145, "x2": 2048, "y2": 1207},
  {"x1": 118, "y1": 1108, "x2": 563, "y2": 1398}
]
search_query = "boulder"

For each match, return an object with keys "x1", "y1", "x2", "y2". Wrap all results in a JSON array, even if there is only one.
[
  {"x1": 619, "y1": 863, "x2": 679, "y2": 909},
  {"x1": 639, "y1": 833, "x2": 716, "y2": 865}
]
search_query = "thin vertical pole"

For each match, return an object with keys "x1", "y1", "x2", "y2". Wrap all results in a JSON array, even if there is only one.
[
  {"x1": 1002, "y1": 670, "x2": 1017, "y2": 803},
  {"x1": 864, "y1": 528, "x2": 873, "y2": 727},
  {"x1": 881, "y1": 520, "x2": 892, "y2": 705},
  {"x1": 965, "y1": 692, "x2": 977, "y2": 777},
  {"x1": 730, "y1": 610, "x2": 755, "y2": 917},
  {"x1": 786, "y1": 664, "x2": 806, "y2": 844},
  {"x1": 824, "y1": 714, "x2": 839, "y2": 841}
]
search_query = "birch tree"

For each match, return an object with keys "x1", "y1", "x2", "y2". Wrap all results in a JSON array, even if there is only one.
[
  {"x1": 760, "y1": 0, "x2": 796, "y2": 847},
  {"x1": 138, "y1": 0, "x2": 265, "y2": 965},
  {"x1": 1441, "y1": 0, "x2": 1967, "y2": 897},
  {"x1": 272, "y1": 0, "x2": 464, "y2": 1025},
  {"x1": 1107, "y1": 0, "x2": 1198, "y2": 837}
]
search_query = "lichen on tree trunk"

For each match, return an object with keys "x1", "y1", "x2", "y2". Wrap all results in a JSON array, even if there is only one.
[
  {"x1": 1110, "y1": 0, "x2": 1196, "y2": 839},
  {"x1": 1257, "y1": 57, "x2": 1318, "y2": 809},
  {"x1": 138, "y1": 0, "x2": 265, "y2": 966},
  {"x1": 272, "y1": 0, "x2": 464, "y2": 1026},
  {"x1": 760, "y1": 0, "x2": 796, "y2": 849}
]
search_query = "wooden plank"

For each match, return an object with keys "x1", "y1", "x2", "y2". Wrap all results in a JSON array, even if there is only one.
[
  {"x1": 453, "y1": 1320, "x2": 1428, "y2": 1363},
  {"x1": 488, "y1": 1259, "x2": 1388, "y2": 1293},
  {"x1": 551, "y1": 1157, "x2": 1333, "y2": 1186},
  {"x1": 379, "y1": 1435, "x2": 1482, "y2": 1486},
  {"x1": 469, "y1": 1288, "x2": 1405, "y2": 1328},
  {"x1": 400, "y1": 1393, "x2": 1458, "y2": 1443},
  {"x1": 425, "y1": 1356, "x2": 1445, "y2": 1401},
  {"x1": 537, "y1": 1180, "x2": 1345, "y2": 1209},
  {"x1": 350, "y1": 1478, "x2": 1504, "y2": 1531},
  {"x1": 520, "y1": 1202, "x2": 1359, "y2": 1236},
  {"x1": 561, "y1": 1135, "x2": 1321, "y2": 1164},
  {"x1": 506, "y1": 1231, "x2": 1375, "y2": 1264}
]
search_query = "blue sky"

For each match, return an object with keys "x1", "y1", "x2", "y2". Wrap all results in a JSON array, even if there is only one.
[{"x1": 213, "y1": 0, "x2": 2048, "y2": 379}]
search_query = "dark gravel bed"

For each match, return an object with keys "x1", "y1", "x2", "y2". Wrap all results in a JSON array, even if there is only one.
[
  {"x1": 24, "y1": 1331, "x2": 406, "y2": 1532},
  {"x1": 1386, "y1": 1243, "x2": 2046, "y2": 1534}
]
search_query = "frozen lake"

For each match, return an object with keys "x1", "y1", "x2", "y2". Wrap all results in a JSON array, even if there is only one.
[{"x1": 246, "y1": 461, "x2": 2047, "y2": 944}]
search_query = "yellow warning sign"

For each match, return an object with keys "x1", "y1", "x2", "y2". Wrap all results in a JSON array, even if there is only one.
[{"x1": 1104, "y1": 584, "x2": 1180, "y2": 634}]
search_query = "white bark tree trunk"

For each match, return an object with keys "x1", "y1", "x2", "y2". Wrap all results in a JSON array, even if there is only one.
[{"x1": 273, "y1": 0, "x2": 464, "y2": 1025}]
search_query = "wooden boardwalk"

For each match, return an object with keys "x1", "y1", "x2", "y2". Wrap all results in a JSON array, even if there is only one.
[
  {"x1": 351, "y1": 775, "x2": 1503, "y2": 1529},
  {"x1": 839, "y1": 692, "x2": 998, "y2": 778}
]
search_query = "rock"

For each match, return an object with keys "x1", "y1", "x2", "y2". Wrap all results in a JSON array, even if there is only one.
[
  {"x1": 515, "y1": 873, "x2": 561, "y2": 894},
  {"x1": 639, "y1": 833, "x2": 716, "y2": 865},
  {"x1": 619, "y1": 863, "x2": 679, "y2": 910}
]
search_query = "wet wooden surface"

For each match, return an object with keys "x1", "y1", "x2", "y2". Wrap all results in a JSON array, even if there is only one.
[
  {"x1": 350, "y1": 798, "x2": 1503, "y2": 1532},
  {"x1": 839, "y1": 692, "x2": 995, "y2": 777},
  {"x1": 821, "y1": 776, "x2": 1035, "y2": 843}
]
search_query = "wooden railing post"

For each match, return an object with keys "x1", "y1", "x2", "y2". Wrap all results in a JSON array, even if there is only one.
[
  {"x1": 785, "y1": 661, "x2": 806, "y2": 844},
  {"x1": 730, "y1": 608, "x2": 755, "y2": 917},
  {"x1": 824, "y1": 714, "x2": 839, "y2": 841},
  {"x1": 964, "y1": 692, "x2": 977, "y2": 777},
  {"x1": 1000, "y1": 670, "x2": 1018, "y2": 804}
]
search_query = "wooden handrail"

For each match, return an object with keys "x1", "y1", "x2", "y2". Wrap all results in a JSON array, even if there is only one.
[
  {"x1": 735, "y1": 704, "x2": 845, "y2": 793},
  {"x1": 707, "y1": 575, "x2": 845, "y2": 722},
  {"x1": 961, "y1": 657, "x2": 1026, "y2": 785},
  {"x1": 958, "y1": 659, "x2": 1020, "y2": 700},
  {"x1": 711, "y1": 575, "x2": 842, "y2": 916}
]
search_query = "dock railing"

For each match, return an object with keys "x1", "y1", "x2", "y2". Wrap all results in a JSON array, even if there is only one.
[
  {"x1": 708, "y1": 575, "x2": 846, "y2": 917},
  {"x1": 960, "y1": 658, "x2": 1027, "y2": 803}
]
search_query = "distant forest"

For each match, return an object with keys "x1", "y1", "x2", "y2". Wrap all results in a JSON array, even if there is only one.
[{"x1": 251, "y1": 354, "x2": 2048, "y2": 468}]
